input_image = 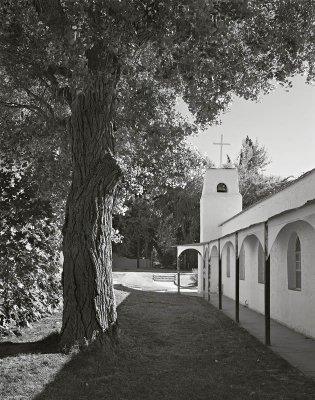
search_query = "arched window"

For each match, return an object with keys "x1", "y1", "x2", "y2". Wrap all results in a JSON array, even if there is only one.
[
  {"x1": 239, "y1": 245, "x2": 245, "y2": 280},
  {"x1": 258, "y1": 243, "x2": 264, "y2": 284},
  {"x1": 226, "y1": 246, "x2": 230, "y2": 278},
  {"x1": 295, "y1": 237, "x2": 301, "y2": 290},
  {"x1": 217, "y1": 183, "x2": 228, "y2": 193},
  {"x1": 287, "y1": 233, "x2": 302, "y2": 290}
]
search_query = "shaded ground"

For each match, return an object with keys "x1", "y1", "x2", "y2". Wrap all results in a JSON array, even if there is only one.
[{"x1": 1, "y1": 286, "x2": 315, "y2": 399}]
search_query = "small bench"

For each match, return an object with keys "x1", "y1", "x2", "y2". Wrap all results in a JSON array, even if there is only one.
[{"x1": 152, "y1": 274, "x2": 176, "y2": 282}]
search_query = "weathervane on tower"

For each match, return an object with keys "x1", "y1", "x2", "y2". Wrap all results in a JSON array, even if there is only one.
[{"x1": 213, "y1": 134, "x2": 230, "y2": 167}]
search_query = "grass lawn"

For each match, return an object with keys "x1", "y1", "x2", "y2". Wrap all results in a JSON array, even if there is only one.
[{"x1": 1, "y1": 286, "x2": 315, "y2": 400}]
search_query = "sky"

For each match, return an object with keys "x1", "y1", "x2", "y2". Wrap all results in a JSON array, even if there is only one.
[{"x1": 177, "y1": 75, "x2": 315, "y2": 178}]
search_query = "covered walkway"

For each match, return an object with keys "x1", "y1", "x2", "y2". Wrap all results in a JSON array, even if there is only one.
[{"x1": 207, "y1": 293, "x2": 315, "y2": 379}]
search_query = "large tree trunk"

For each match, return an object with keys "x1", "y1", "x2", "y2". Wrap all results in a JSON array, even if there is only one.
[{"x1": 60, "y1": 70, "x2": 121, "y2": 349}]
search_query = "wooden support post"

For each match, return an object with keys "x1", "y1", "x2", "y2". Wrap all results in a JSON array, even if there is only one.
[
  {"x1": 177, "y1": 254, "x2": 180, "y2": 294},
  {"x1": 235, "y1": 232, "x2": 239, "y2": 323},
  {"x1": 207, "y1": 244, "x2": 211, "y2": 302},
  {"x1": 202, "y1": 246, "x2": 207, "y2": 297},
  {"x1": 264, "y1": 222, "x2": 271, "y2": 345},
  {"x1": 218, "y1": 240, "x2": 222, "y2": 310}
]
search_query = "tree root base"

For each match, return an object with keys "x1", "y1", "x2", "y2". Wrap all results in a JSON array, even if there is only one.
[{"x1": 59, "y1": 321, "x2": 120, "y2": 354}]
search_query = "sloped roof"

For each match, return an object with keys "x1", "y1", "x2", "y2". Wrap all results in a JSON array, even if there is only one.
[{"x1": 220, "y1": 167, "x2": 315, "y2": 226}]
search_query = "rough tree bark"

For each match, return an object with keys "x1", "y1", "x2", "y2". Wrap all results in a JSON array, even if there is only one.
[{"x1": 60, "y1": 60, "x2": 121, "y2": 349}]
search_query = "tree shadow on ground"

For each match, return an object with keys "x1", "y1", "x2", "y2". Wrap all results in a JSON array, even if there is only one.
[
  {"x1": 33, "y1": 286, "x2": 185, "y2": 400},
  {"x1": 29, "y1": 285, "x2": 315, "y2": 400},
  {"x1": 0, "y1": 331, "x2": 60, "y2": 358},
  {"x1": 0, "y1": 284, "x2": 132, "y2": 362}
]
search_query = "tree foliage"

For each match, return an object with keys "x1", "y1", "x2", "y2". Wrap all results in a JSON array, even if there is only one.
[
  {"x1": 237, "y1": 136, "x2": 291, "y2": 209},
  {"x1": 114, "y1": 147, "x2": 211, "y2": 266},
  {"x1": 0, "y1": 154, "x2": 61, "y2": 333}
]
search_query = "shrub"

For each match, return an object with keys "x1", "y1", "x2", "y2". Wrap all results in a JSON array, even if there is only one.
[
  {"x1": 190, "y1": 268, "x2": 198, "y2": 286},
  {"x1": 159, "y1": 248, "x2": 176, "y2": 268},
  {"x1": 0, "y1": 155, "x2": 61, "y2": 332}
]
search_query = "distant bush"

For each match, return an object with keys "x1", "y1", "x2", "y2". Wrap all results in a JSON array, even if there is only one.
[
  {"x1": 190, "y1": 268, "x2": 198, "y2": 286},
  {"x1": 0, "y1": 155, "x2": 61, "y2": 333},
  {"x1": 159, "y1": 248, "x2": 176, "y2": 268}
]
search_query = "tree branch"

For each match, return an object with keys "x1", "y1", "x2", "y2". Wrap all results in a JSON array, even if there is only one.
[
  {"x1": 0, "y1": 99, "x2": 49, "y2": 120},
  {"x1": 22, "y1": 87, "x2": 56, "y2": 119}
]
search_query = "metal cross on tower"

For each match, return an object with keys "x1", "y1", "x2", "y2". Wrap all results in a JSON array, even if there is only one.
[{"x1": 213, "y1": 134, "x2": 230, "y2": 167}]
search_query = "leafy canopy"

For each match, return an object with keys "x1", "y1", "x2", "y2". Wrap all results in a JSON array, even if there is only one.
[
  {"x1": 0, "y1": 2, "x2": 313, "y2": 208},
  {"x1": 1, "y1": 0, "x2": 314, "y2": 134}
]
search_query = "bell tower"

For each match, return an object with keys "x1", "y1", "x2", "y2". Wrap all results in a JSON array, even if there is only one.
[{"x1": 200, "y1": 168, "x2": 242, "y2": 241}]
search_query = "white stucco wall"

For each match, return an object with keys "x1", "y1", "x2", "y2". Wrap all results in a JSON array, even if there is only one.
[
  {"x1": 268, "y1": 204, "x2": 315, "y2": 253},
  {"x1": 196, "y1": 168, "x2": 315, "y2": 339},
  {"x1": 200, "y1": 168, "x2": 242, "y2": 242},
  {"x1": 221, "y1": 242, "x2": 236, "y2": 299},
  {"x1": 238, "y1": 224, "x2": 264, "y2": 255},
  {"x1": 219, "y1": 236, "x2": 265, "y2": 314},
  {"x1": 219, "y1": 212, "x2": 315, "y2": 338},
  {"x1": 220, "y1": 211, "x2": 315, "y2": 338},
  {"x1": 203, "y1": 246, "x2": 210, "y2": 298},
  {"x1": 198, "y1": 252, "x2": 204, "y2": 293},
  {"x1": 238, "y1": 236, "x2": 265, "y2": 314},
  {"x1": 209, "y1": 245, "x2": 219, "y2": 294},
  {"x1": 270, "y1": 220, "x2": 315, "y2": 339},
  {"x1": 221, "y1": 169, "x2": 315, "y2": 237}
]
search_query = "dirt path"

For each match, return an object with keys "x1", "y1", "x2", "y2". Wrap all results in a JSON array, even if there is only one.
[
  {"x1": 113, "y1": 271, "x2": 198, "y2": 293},
  {"x1": 113, "y1": 271, "x2": 177, "y2": 291}
]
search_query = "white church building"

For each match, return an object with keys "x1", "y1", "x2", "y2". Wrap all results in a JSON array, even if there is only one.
[{"x1": 177, "y1": 167, "x2": 315, "y2": 343}]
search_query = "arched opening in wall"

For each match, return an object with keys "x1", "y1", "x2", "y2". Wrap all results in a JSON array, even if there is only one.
[
  {"x1": 258, "y1": 242, "x2": 264, "y2": 284},
  {"x1": 221, "y1": 241, "x2": 234, "y2": 279},
  {"x1": 203, "y1": 246, "x2": 209, "y2": 293},
  {"x1": 239, "y1": 234, "x2": 264, "y2": 284},
  {"x1": 226, "y1": 246, "x2": 231, "y2": 277},
  {"x1": 178, "y1": 248, "x2": 202, "y2": 288},
  {"x1": 209, "y1": 245, "x2": 219, "y2": 293},
  {"x1": 217, "y1": 183, "x2": 228, "y2": 193},
  {"x1": 178, "y1": 249, "x2": 199, "y2": 271},
  {"x1": 287, "y1": 233, "x2": 302, "y2": 290},
  {"x1": 239, "y1": 244, "x2": 246, "y2": 280},
  {"x1": 271, "y1": 219, "x2": 315, "y2": 294},
  {"x1": 269, "y1": 218, "x2": 315, "y2": 337}
]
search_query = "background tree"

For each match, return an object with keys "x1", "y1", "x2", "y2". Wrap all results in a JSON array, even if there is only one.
[
  {"x1": 114, "y1": 146, "x2": 211, "y2": 268},
  {"x1": 114, "y1": 197, "x2": 157, "y2": 268},
  {"x1": 153, "y1": 180, "x2": 204, "y2": 270},
  {"x1": 237, "y1": 136, "x2": 291, "y2": 209},
  {"x1": 0, "y1": 0, "x2": 314, "y2": 348}
]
